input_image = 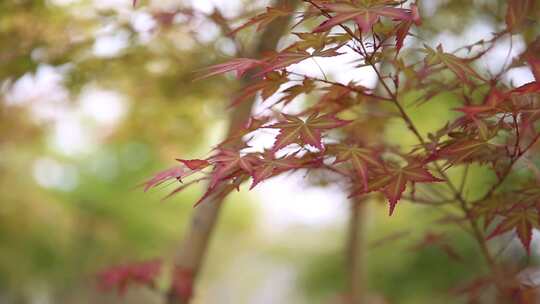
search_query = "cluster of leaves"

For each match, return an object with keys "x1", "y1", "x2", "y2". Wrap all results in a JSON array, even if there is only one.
[
  {"x1": 147, "y1": 0, "x2": 539, "y2": 221},
  {"x1": 115, "y1": 0, "x2": 540, "y2": 302}
]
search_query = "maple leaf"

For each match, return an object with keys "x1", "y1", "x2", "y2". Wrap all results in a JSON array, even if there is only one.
[
  {"x1": 170, "y1": 267, "x2": 194, "y2": 302},
  {"x1": 357, "y1": 161, "x2": 442, "y2": 215},
  {"x1": 329, "y1": 144, "x2": 382, "y2": 191},
  {"x1": 257, "y1": 48, "x2": 342, "y2": 76},
  {"x1": 313, "y1": 2, "x2": 414, "y2": 33},
  {"x1": 249, "y1": 151, "x2": 318, "y2": 189},
  {"x1": 488, "y1": 205, "x2": 539, "y2": 254},
  {"x1": 423, "y1": 44, "x2": 484, "y2": 83},
  {"x1": 383, "y1": 163, "x2": 443, "y2": 215},
  {"x1": 176, "y1": 159, "x2": 210, "y2": 171},
  {"x1": 394, "y1": 20, "x2": 411, "y2": 54},
  {"x1": 311, "y1": 83, "x2": 359, "y2": 113},
  {"x1": 254, "y1": 51, "x2": 312, "y2": 76},
  {"x1": 455, "y1": 87, "x2": 508, "y2": 117},
  {"x1": 143, "y1": 159, "x2": 209, "y2": 192},
  {"x1": 291, "y1": 32, "x2": 331, "y2": 52},
  {"x1": 230, "y1": 71, "x2": 287, "y2": 106},
  {"x1": 208, "y1": 149, "x2": 259, "y2": 188},
  {"x1": 277, "y1": 78, "x2": 315, "y2": 105},
  {"x1": 472, "y1": 195, "x2": 514, "y2": 229},
  {"x1": 99, "y1": 262, "x2": 194, "y2": 302},
  {"x1": 143, "y1": 166, "x2": 184, "y2": 192},
  {"x1": 320, "y1": 84, "x2": 352, "y2": 104},
  {"x1": 393, "y1": 4, "x2": 421, "y2": 54},
  {"x1": 512, "y1": 81, "x2": 540, "y2": 95},
  {"x1": 217, "y1": 116, "x2": 271, "y2": 148},
  {"x1": 196, "y1": 58, "x2": 264, "y2": 80},
  {"x1": 434, "y1": 137, "x2": 498, "y2": 167},
  {"x1": 230, "y1": 6, "x2": 291, "y2": 36},
  {"x1": 98, "y1": 260, "x2": 162, "y2": 295},
  {"x1": 268, "y1": 112, "x2": 350, "y2": 152}
]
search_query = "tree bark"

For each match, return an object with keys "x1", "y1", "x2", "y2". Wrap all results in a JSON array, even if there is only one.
[{"x1": 166, "y1": 2, "x2": 298, "y2": 303}]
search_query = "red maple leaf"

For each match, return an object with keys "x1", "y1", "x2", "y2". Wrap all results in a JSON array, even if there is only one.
[
  {"x1": 488, "y1": 204, "x2": 539, "y2": 254},
  {"x1": 455, "y1": 87, "x2": 508, "y2": 117},
  {"x1": 256, "y1": 48, "x2": 341, "y2": 76},
  {"x1": 143, "y1": 166, "x2": 184, "y2": 192},
  {"x1": 143, "y1": 159, "x2": 209, "y2": 192},
  {"x1": 512, "y1": 81, "x2": 540, "y2": 95},
  {"x1": 249, "y1": 151, "x2": 320, "y2": 189},
  {"x1": 230, "y1": 71, "x2": 287, "y2": 107},
  {"x1": 268, "y1": 112, "x2": 350, "y2": 152},
  {"x1": 277, "y1": 78, "x2": 316, "y2": 106},
  {"x1": 472, "y1": 195, "x2": 514, "y2": 229},
  {"x1": 360, "y1": 161, "x2": 442, "y2": 215},
  {"x1": 313, "y1": 2, "x2": 414, "y2": 33},
  {"x1": 98, "y1": 260, "x2": 162, "y2": 295},
  {"x1": 394, "y1": 4, "x2": 421, "y2": 54},
  {"x1": 208, "y1": 149, "x2": 259, "y2": 188},
  {"x1": 196, "y1": 58, "x2": 264, "y2": 79},
  {"x1": 434, "y1": 137, "x2": 499, "y2": 167},
  {"x1": 176, "y1": 159, "x2": 210, "y2": 171},
  {"x1": 170, "y1": 267, "x2": 194, "y2": 302},
  {"x1": 424, "y1": 44, "x2": 484, "y2": 83},
  {"x1": 329, "y1": 144, "x2": 382, "y2": 191},
  {"x1": 230, "y1": 6, "x2": 292, "y2": 35}
]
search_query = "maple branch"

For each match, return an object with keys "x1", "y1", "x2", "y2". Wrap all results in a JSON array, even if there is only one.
[
  {"x1": 374, "y1": 71, "x2": 503, "y2": 285},
  {"x1": 167, "y1": 3, "x2": 533, "y2": 302},
  {"x1": 388, "y1": 94, "x2": 500, "y2": 271},
  {"x1": 165, "y1": 2, "x2": 299, "y2": 303},
  {"x1": 304, "y1": 1, "x2": 501, "y2": 275},
  {"x1": 302, "y1": 0, "x2": 504, "y2": 291},
  {"x1": 293, "y1": 7, "x2": 392, "y2": 299},
  {"x1": 343, "y1": 25, "x2": 502, "y2": 275}
]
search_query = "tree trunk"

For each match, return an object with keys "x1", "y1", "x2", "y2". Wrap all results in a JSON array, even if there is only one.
[
  {"x1": 166, "y1": 2, "x2": 298, "y2": 303},
  {"x1": 347, "y1": 198, "x2": 366, "y2": 304}
]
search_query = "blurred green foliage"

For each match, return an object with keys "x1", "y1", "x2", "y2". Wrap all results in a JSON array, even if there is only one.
[{"x1": 0, "y1": 1, "x2": 253, "y2": 302}]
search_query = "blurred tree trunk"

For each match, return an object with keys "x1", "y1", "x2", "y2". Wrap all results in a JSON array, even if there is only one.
[
  {"x1": 347, "y1": 199, "x2": 366, "y2": 304},
  {"x1": 344, "y1": 57, "x2": 393, "y2": 303},
  {"x1": 166, "y1": 2, "x2": 298, "y2": 303}
]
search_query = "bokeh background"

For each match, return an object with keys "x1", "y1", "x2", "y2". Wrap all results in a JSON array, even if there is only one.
[{"x1": 1, "y1": 0, "x2": 538, "y2": 303}]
